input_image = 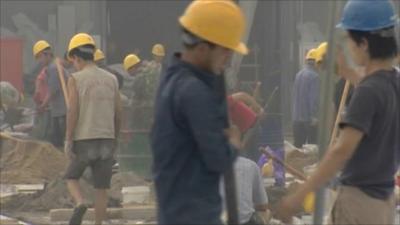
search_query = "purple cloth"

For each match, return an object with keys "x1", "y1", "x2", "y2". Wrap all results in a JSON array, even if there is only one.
[{"x1": 258, "y1": 146, "x2": 286, "y2": 186}]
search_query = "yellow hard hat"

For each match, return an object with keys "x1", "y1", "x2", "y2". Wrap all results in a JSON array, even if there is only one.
[
  {"x1": 316, "y1": 42, "x2": 328, "y2": 62},
  {"x1": 94, "y1": 49, "x2": 105, "y2": 62},
  {"x1": 67, "y1": 33, "x2": 96, "y2": 55},
  {"x1": 152, "y1": 44, "x2": 165, "y2": 56},
  {"x1": 123, "y1": 54, "x2": 141, "y2": 71},
  {"x1": 306, "y1": 49, "x2": 318, "y2": 60},
  {"x1": 179, "y1": 0, "x2": 248, "y2": 55},
  {"x1": 303, "y1": 192, "x2": 315, "y2": 213},
  {"x1": 33, "y1": 40, "x2": 51, "y2": 57}
]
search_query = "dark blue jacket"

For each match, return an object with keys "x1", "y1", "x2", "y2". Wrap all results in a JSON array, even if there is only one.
[
  {"x1": 292, "y1": 64, "x2": 320, "y2": 122},
  {"x1": 151, "y1": 54, "x2": 237, "y2": 224}
]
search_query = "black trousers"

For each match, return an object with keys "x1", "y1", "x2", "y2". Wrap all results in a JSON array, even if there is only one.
[
  {"x1": 293, "y1": 121, "x2": 317, "y2": 148},
  {"x1": 51, "y1": 115, "x2": 66, "y2": 148}
]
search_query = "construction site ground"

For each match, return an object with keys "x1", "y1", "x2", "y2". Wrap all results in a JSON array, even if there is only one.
[{"x1": 1, "y1": 134, "x2": 399, "y2": 224}]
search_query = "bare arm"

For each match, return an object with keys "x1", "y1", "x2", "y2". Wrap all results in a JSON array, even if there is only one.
[
  {"x1": 298, "y1": 127, "x2": 362, "y2": 195},
  {"x1": 65, "y1": 77, "x2": 79, "y2": 142},
  {"x1": 276, "y1": 126, "x2": 363, "y2": 221}
]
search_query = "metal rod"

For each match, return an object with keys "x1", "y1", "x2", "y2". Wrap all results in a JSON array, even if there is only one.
[{"x1": 313, "y1": 0, "x2": 342, "y2": 224}]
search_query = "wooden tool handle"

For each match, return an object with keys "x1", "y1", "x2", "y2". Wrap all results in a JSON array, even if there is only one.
[
  {"x1": 329, "y1": 81, "x2": 350, "y2": 147},
  {"x1": 55, "y1": 58, "x2": 70, "y2": 109},
  {"x1": 260, "y1": 147, "x2": 307, "y2": 181}
]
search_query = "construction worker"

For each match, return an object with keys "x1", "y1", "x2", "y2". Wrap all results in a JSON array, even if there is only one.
[
  {"x1": 221, "y1": 156, "x2": 270, "y2": 225},
  {"x1": 95, "y1": 49, "x2": 124, "y2": 91},
  {"x1": 292, "y1": 48, "x2": 319, "y2": 148},
  {"x1": 276, "y1": 1, "x2": 400, "y2": 224},
  {"x1": 123, "y1": 54, "x2": 141, "y2": 77},
  {"x1": 64, "y1": 33, "x2": 121, "y2": 225},
  {"x1": 32, "y1": 40, "x2": 68, "y2": 148},
  {"x1": 315, "y1": 42, "x2": 327, "y2": 72},
  {"x1": 151, "y1": 43, "x2": 166, "y2": 64},
  {"x1": 94, "y1": 49, "x2": 106, "y2": 67},
  {"x1": 123, "y1": 54, "x2": 145, "y2": 101},
  {"x1": 150, "y1": 0, "x2": 247, "y2": 224}
]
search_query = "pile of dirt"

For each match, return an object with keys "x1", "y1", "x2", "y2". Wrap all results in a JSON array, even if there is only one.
[
  {"x1": 0, "y1": 135, "x2": 67, "y2": 184},
  {"x1": 286, "y1": 149, "x2": 318, "y2": 173},
  {"x1": 2, "y1": 172, "x2": 148, "y2": 212}
]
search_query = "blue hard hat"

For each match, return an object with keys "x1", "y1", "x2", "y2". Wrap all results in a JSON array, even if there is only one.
[{"x1": 337, "y1": 0, "x2": 399, "y2": 31}]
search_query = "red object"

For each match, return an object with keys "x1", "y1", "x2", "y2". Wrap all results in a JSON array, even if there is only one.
[
  {"x1": 33, "y1": 67, "x2": 48, "y2": 105},
  {"x1": 227, "y1": 96, "x2": 257, "y2": 133},
  {"x1": 0, "y1": 38, "x2": 24, "y2": 92}
]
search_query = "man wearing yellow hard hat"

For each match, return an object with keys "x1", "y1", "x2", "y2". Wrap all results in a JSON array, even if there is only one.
[
  {"x1": 94, "y1": 49, "x2": 106, "y2": 66},
  {"x1": 95, "y1": 49, "x2": 124, "y2": 91},
  {"x1": 63, "y1": 33, "x2": 121, "y2": 225},
  {"x1": 123, "y1": 54, "x2": 141, "y2": 76},
  {"x1": 150, "y1": 1, "x2": 248, "y2": 224},
  {"x1": 292, "y1": 48, "x2": 320, "y2": 149},
  {"x1": 32, "y1": 40, "x2": 69, "y2": 147},
  {"x1": 152, "y1": 43, "x2": 165, "y2": 64}
]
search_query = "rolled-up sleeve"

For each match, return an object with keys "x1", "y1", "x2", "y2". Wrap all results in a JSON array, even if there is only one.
[{"x1": 179, "y1": 79, "x2": 237, "y2": 173}]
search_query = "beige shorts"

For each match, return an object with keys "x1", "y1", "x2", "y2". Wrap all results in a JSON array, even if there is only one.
[{"x1": 330, "y1": 186, "x2": 395, "y2": 225}]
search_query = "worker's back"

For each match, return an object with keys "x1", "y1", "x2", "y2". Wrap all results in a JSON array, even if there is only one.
[
  {"x1": 292, "y1": 65, "x2": 319, "y2": 122},
  {"x1": 72, "y1": 65, "x2": 118, "y2": 141}
]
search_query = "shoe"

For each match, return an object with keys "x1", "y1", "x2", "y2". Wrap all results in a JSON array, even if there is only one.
[{"x1": 69, "y1": 204, "x2": 88, "y2": 225}]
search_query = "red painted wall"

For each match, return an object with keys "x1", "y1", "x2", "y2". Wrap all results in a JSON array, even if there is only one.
[{"x1": 0, "y1": 38, "x2": 24, "y2": 92}]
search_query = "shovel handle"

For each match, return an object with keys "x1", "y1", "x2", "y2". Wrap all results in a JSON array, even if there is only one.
[{"x1": 260, "y1": 147, "x2": 307, "y2": 181}]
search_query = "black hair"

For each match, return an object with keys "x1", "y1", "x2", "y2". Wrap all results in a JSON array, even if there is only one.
[
  {"x1": 348, "y1": 27, "x2": 398, "y2": 60},
  {"x1": 68, "y1": 44, "x2": 95, "y2": 61},
  {"x1": 64, "y1": 51, "x2": 69, "y2": 60},
  {"x1": 181, "y1": 28, "x2": 216, "y2": 50}
]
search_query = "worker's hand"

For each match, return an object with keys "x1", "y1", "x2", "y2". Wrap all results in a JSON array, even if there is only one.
[
  {"x1": 64, "y1": 141, "x2": 75, "y2": 159},
  {"x1": 274, "y1": 193, "x2": 304, "y2": 223}
]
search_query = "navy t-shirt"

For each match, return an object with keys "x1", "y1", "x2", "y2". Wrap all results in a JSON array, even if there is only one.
[{"x1": 339, "y1": 69, "x2": 400, "y2": 200}]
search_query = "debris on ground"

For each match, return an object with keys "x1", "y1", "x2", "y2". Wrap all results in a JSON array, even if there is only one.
[
  {"x1": 286, "y1": 149, "x2": 318, "y2": 173},
  {"x1": 1, "y1": 172, "x2": 149, "y2": 212},
  {"x1": 0, "y1": 134, "x2": 67, "y2": 184}
]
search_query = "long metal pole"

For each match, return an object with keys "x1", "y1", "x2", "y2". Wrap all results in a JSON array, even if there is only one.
[{"x1": 313, "y1": 0, "x2": 341, "y2": 224}]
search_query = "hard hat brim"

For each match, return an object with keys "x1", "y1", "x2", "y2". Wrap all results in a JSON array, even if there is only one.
[
  {"x1": 234, "y1": 42, "x2": 249, "y2": 55},
  {"x1": 153, "y1": 52, "x2": 165, "y2": 57},
  {"x1": 336, "y1": 17, "x2": 400, "y2": 31}
]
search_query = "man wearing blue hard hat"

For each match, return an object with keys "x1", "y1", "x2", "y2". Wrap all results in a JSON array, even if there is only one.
[{"x1": 275, "y1": 0, "x2": 400, "y2": 224}]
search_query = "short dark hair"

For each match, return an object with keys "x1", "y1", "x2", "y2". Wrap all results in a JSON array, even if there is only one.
[
  {"x1": 348, "y1": 27, "x2": 398, "y2": 60},
  {"x1": 181, "y1": 28, "x2": 216, "y2": 50},
  {"x1": 68, "y1": 44, "x2": 95, "y2": 61}
]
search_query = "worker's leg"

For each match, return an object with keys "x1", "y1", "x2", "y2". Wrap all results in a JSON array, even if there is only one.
[
  {"x1": 59, "y1": 115, "x2": 66, "y2": 145},
  {"x1": 307, "y1": 123, "x2": 318, "y2": 144},
  {"x1": 293, "y1": 121, "x2": 307, "y2": 148},
  {"x1": 63, "y1": 141, "x2": 90, "y2": 225},
  {"x1": 331, "y1": 186, "x2": 395, "y2": 225},
  {"x1": 94, "y1": 189, "x2": 108, "y2": 225},
  {"x1": 67, "y1": 179, "x2": 85, "y2": 205},
  {"x1": 271, "y1": 147, "x2": 285, "y2": 187},
  {"x1": 91, "y1": 140, "x2": 114, "y2": 225}
]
